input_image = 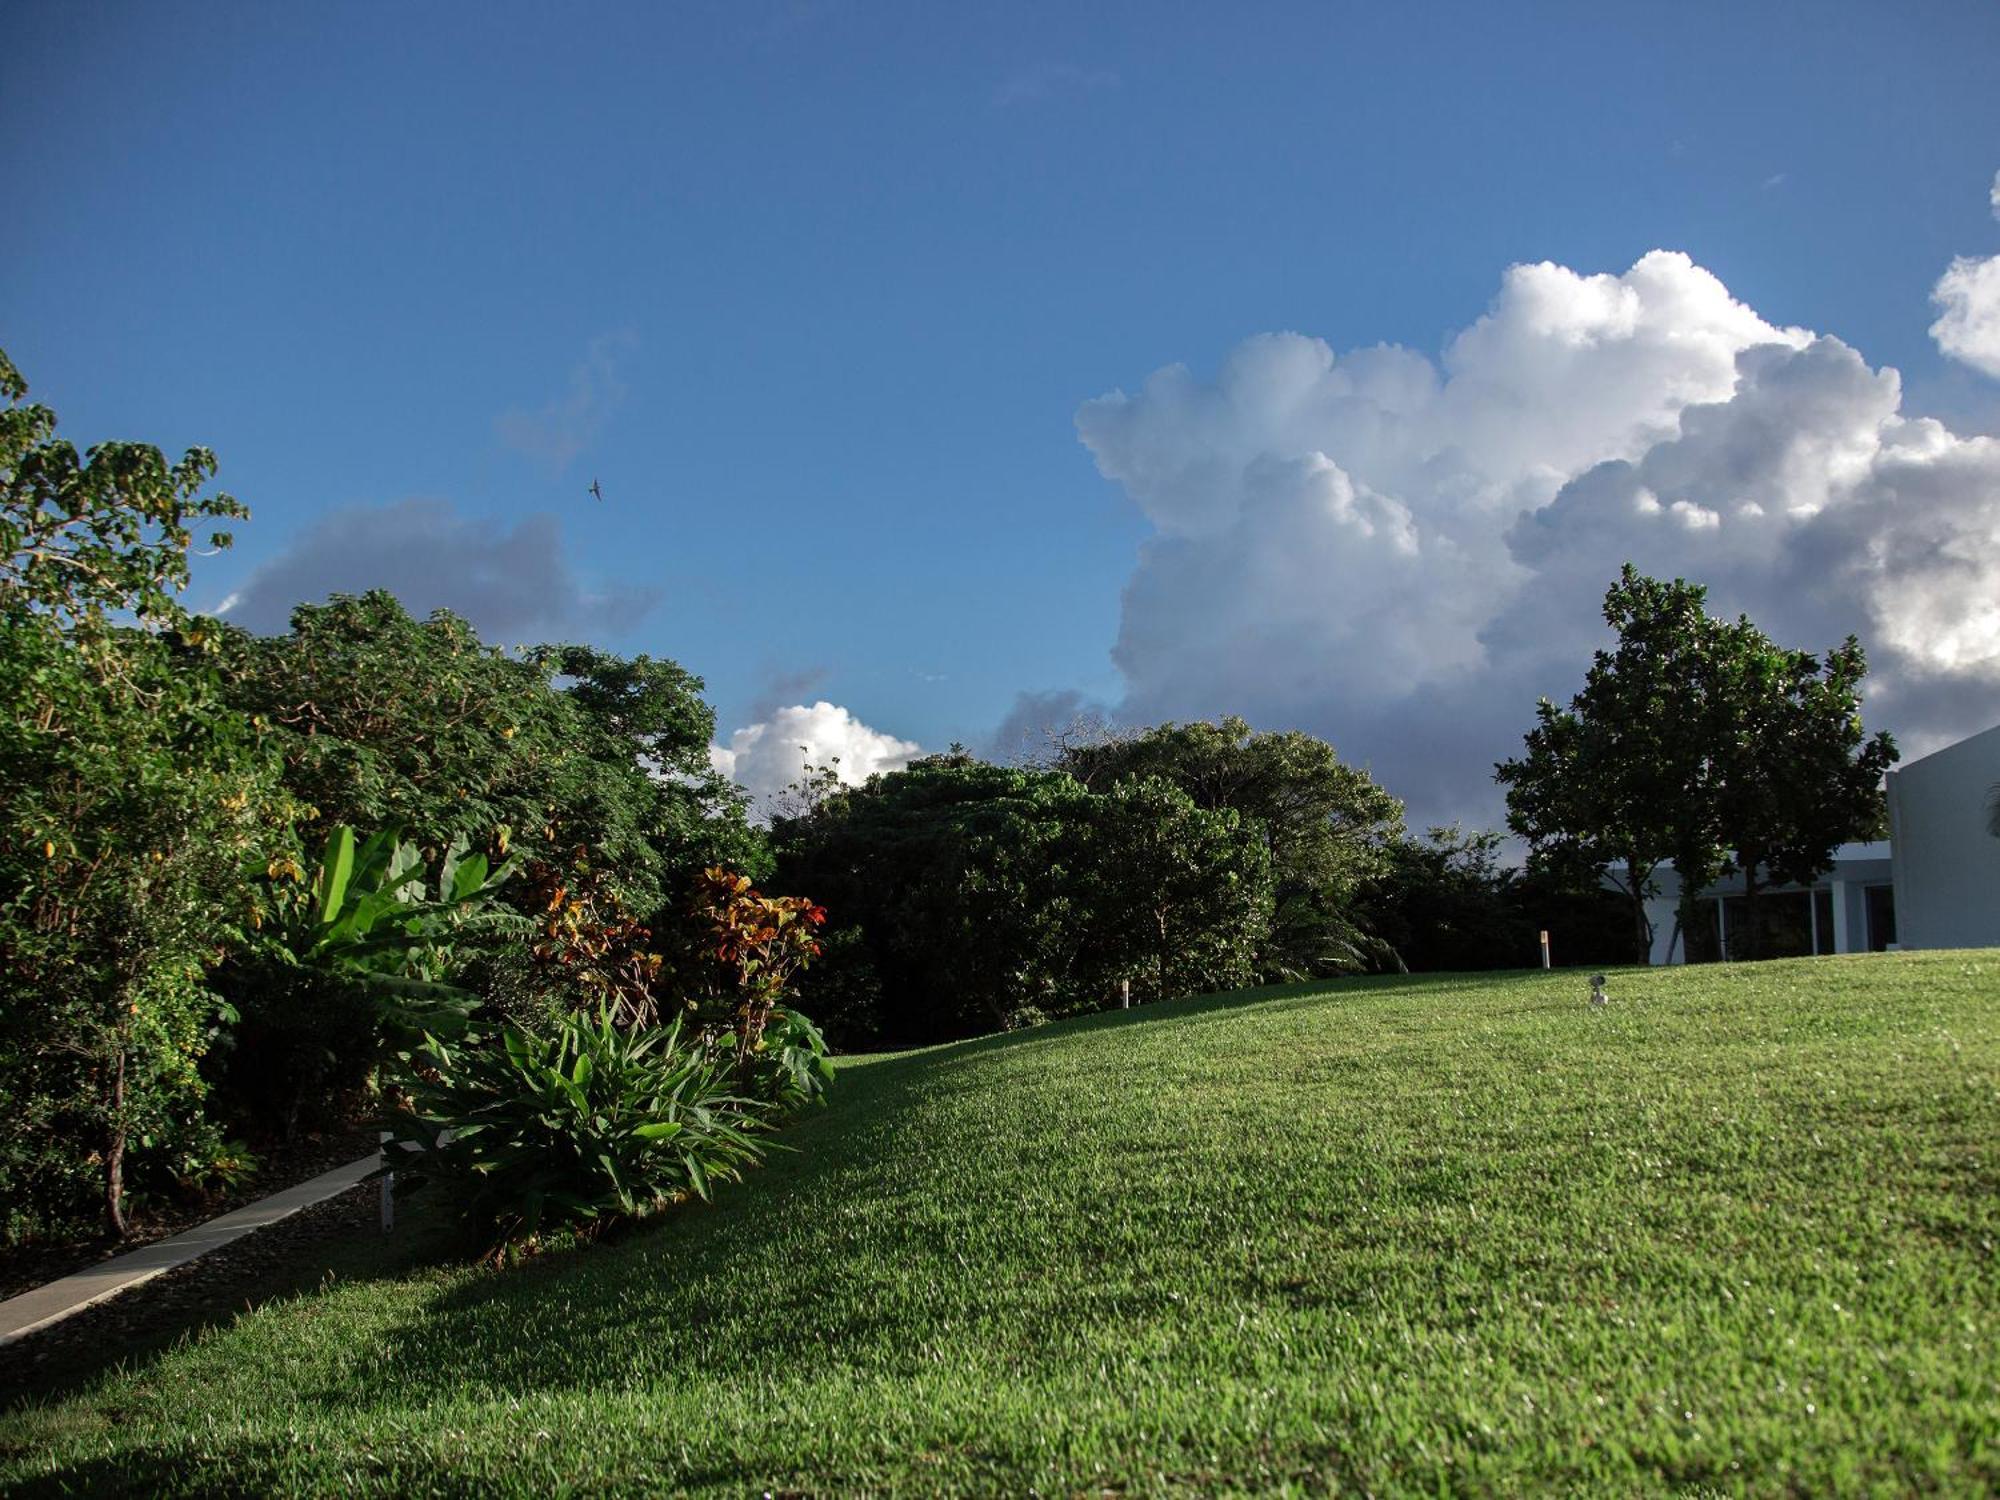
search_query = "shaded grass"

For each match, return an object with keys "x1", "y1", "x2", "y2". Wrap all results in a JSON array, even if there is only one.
[{"x1": 2, "y1": 952, "x2": 1997, "y2": 1494}]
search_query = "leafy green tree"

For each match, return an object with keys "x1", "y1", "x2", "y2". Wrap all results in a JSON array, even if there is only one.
[
  {"x1": 1058, "y1": 716, "x2": 1402, "y2": 980},
  {"x1": 774, "y1": 756, "x2": 1094, "y2": 1039},
  {"x1": 1705, "y1": 634, "x2": 1896, "y2": 958},
  {"x1": 0, "y1": 348, "x2": 292, "y2": 1237},
  {"x1": 1356, "y1": 825, "x2": 1635, "y2": 973},
  {"x1": 1497, "y1": 569, "x2": 1733, "y2": 961},
  {"x1": 0, "y1": 349, "x2": 245, "y2": 626},
  {"x1": 1497, "y1": 566, "x2": 1896, "y2": 963},
  {"x1": 1076, "y1": 777, "x2": 1272, "y2": 1002},
  {"x1": 775, "y1": 752, "x2": 1286, "y2": 1042},
  {"x1": 219, "y1": 593, "x2": 768, "y2": 916}
]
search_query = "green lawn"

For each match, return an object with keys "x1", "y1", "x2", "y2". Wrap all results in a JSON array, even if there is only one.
[{"x1": 4, "y1": 953, "x2": 1998, "y2": 1495}]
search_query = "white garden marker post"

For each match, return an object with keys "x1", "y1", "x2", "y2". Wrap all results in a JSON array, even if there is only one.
[
  {"x1": 1539, "y1": 930, "x2": 1551, "y2": 969},
  {"x1": 1120, "y1": 978, "x2": 1131, "y2": 1010}
]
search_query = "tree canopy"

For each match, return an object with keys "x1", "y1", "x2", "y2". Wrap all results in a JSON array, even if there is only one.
[
  {"x1": 772, "y1": 753, "x2": 1276, "y2": 1042},
  {"x1": 1056, "y1": 715, "x2": 1403, "y2": 980},
  {"x1": 219, "y1": 593, "x2": 768, "y2": 914},
  {"x1": 0, "y1": 349, "x2": 778, "y2": 1240},
  {"x1": 0, "y1": 351, "x2": 294, "y2": 1235},
  {"x1": 1496, "y1": 565, "x2": 1896, "y2": 961}
]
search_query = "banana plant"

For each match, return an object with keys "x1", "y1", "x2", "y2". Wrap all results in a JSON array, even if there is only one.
[{"x1": 276, "y1": 824, "x2": 528, "y2": 1041}]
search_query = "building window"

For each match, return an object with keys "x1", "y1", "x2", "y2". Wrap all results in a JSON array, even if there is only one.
[
  {"x1": 1721, "y1": 890, "x2": 1816, "y2": 960},
  {"x1": 1683, "y1": 887, "x2": 1839, "y2": 962},
  {"x1": 1865, "y1": 884, "x2": 1897, "y2": 951},
  {"x1": 1684, "y1": 898, "x2": 1722, "y2": 963}
]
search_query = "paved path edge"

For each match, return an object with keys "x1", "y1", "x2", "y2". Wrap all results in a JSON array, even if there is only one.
[{"x1": 0, "y1": 1152, "x2": 380, "y2": 1347}]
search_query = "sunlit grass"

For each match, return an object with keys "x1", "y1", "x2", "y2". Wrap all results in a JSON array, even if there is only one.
[{"x1": 4, "y1": 952, "x2": 1997, "y2": 1495}]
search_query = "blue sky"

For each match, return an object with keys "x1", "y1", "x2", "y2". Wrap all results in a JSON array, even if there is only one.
[{"x1": 7, "y1": 1, "x2": 2000, "y2": 820}]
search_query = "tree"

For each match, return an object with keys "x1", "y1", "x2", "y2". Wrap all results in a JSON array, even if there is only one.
[
  {"x1": 1497, "y1": 565, "x2": 1896, "y2": 964},
  {"x1": 1058, "y1": 716, "x2": 1403, "y2": 980},
  {"x1": 1497, "y1": 569, "x2": 1729, "y2": 961},
  {"x1": 772, "y1": 757, "x2": 1093, "y2": 1039},
  {"x1": 1705, "y1": 633, "x2": 1896, "y2": 958},
  {"x1": 219, "y1": 593, "x2": 769, "y2": 917},
  {"x1": 1356, "y1": 825, "x2": 1636, "y2": 973},
  {"x1": 0, "y1": 348, "x2": 293, "y2": 1237},
  {"x1": 772, "y1": 751, "x2": 1283, "y2": 1043},
  {"x1": 1077, "y1": 777, "x2": 1272, "y2": 1002},
  {"x1": 0, "y1": 350, "x2": 245, "y2": 627}
]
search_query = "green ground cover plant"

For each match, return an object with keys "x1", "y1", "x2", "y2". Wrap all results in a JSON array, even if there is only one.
[
  {"x1": 5, "y1": 951, "x2": 1994, "y2": 1495},
  {"x1": 385, "y1": 1010, "x2": 778, "y2": 1256}
]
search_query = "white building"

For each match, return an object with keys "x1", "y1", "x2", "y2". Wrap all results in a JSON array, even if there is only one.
[
  {"x1": 1887, "y1": 721, "x2": 2000, "y2": 952},
  {"x1": 1637, "y1": 722, "x2": 2000, "y2": 964}
]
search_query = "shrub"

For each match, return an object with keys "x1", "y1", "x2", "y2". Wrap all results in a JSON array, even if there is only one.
[
  {"x1": 514, "y1": 846, "x2": 666, "y2": 1027},
  {"x1": 788, "y1": 923, "x2": 884, "y2": 1050},
  {"x1": 730, "y1": 1007, "x2": 836, "y2": 1113},
  {"x1": 688, "y1": 866, "x2": 826, "y2": 1067},
  {"x1": 1355, "y1": 825, "x2": 1638, "y2": 972},
  {"x1": 384, "y1": 1009, "x2": 774, "y2": 1257},
  {"x1": 208, "y1": 824, "x2": 526, "y2": 1141}
]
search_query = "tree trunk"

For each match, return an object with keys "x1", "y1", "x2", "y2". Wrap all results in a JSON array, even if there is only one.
[
  {"x1": 1631, "y1": 887, "x2": 1653, "y2": 964},
  {"x1": 1742, "y1": 868, "x2": 1762, "y2": 961},
  {"x1": 105, "y1": 1046, "x2": 129, "y2": 1239},
  {"x1": 1674, "y1": 869, "x2": 1705, "y2": 968}
]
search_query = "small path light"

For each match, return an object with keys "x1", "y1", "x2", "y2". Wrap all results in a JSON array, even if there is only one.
[{"x1": 1589, "y1": 973, "x2": 1609, "y2": 1008}]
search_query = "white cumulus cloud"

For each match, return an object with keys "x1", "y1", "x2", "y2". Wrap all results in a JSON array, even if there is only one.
[
  {"x1": 1931, "y1": 254, "x2": 2000, "y2": 379},
  {"x1": 1927, "y1": 169, "x2": 2000, "y2": 380},
  {"x1": 1071, "y1": 249, "x2": 2000, "y2": 826},
  {"x1": 711, "y1": 701, "x2": 922, "y2": 816}
]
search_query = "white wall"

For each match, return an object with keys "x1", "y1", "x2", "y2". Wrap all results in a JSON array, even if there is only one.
[{"x1": 1888, "y1": 723, "x2": 2000, "y2": 951}]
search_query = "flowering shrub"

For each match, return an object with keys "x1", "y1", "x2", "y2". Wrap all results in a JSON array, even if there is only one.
[{"x1": 378, "y1": 861, "x2": 836, "y2": 1259}]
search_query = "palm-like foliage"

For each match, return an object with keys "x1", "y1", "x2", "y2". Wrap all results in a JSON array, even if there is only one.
[
  {"x1": 384, "y1": 1009, "x2": 773, "y2": 1257},
  {"x1": 264, "y1": 824, "x2": 527, "y2": 1040}
]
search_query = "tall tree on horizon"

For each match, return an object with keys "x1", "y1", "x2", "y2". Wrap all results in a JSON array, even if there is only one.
[{"x1": 1497, "y1": 565, "x2": 1896, "y2": 964}]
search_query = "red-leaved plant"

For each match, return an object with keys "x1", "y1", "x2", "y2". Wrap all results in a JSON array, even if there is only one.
[
  {"x1": 694, "y1": 866, "x2": 825, "y2": 1066},
  {"x1": 523, "y1": 848, "x2": 665, "y2": 1027}
]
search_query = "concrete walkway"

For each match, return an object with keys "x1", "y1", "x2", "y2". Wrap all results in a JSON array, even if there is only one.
[{"x1": 0, "y1": 1152, "x2": 379, "y2": 1347}]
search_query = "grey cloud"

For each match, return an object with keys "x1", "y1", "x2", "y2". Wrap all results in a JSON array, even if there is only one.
[
  {"x1": 495, "y1": 331, "x2": 637, "y2": 475},
  {"x1": 217, "y1": 498, "x2": 660, "y2": 642}
]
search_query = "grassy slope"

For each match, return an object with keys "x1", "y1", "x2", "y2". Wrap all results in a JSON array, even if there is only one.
[{"x1": 3, "y1": 953, "x2": 1997, "y2": 1496}]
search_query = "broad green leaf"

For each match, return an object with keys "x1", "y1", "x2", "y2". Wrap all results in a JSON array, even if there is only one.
[{"x1": 315, "y1": 825, "x2": 356, "y2": 925}]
